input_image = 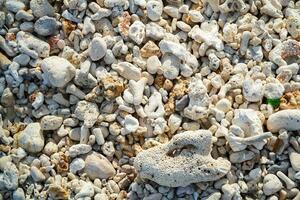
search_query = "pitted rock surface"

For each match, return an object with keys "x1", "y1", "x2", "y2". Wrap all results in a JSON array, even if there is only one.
[{"x1": 134, "y1": 130, "x2": 231, "y2": 187}]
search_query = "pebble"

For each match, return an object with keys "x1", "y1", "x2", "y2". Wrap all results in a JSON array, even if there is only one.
[
  {"x1": 129, "y1": 21, "x2": 146, "y2": 45},
  {"x1": 12, "y1": 188, "x2": 25, "y2": 200},
  {"x1": 41, "y1": 56, "x2": 76, "y2": 88},
  {"x1": 30, "y1": 0, "x2": 54, "y2": 18},
  {"x1": 69, "y1": 158, "x2": 85, "y2": 174},
  {"x1": 34, "y1": 16, "x2": 58, "y2": 36},
  {"x1": 40, "y1": 115, "x2": 63, "y2": 130},
  {"x1": 69, "y1": 144, "x2": 92, "y2": 157},
  {"x1": 84, "y1": 153, "x2": 116, "y2": 179},
  {"x1": 146, "y1": 1, "x2": 163, "y2": 21},
  {"x1": 17, "y1": 123, "x2": 44, "y2": 153},
  {"x1": 263, "y1": 174, "x2": 283, "y2": 195},
  {"x1": 289, "y1": 152, "x2": 300, "y2": 172},
  {"x1": 88, "y1": 37, "x2": 107, "y2": 61},
  {"x1": 30, "y1": 166, "x2": 46, "y2": 182}
]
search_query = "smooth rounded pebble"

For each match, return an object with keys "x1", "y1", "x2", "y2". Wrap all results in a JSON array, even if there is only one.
[
  {"x1": 34, "y1": 16, "x2": 58, "y2": 36},
  {"x1": 88, "y1": 37, "x2": 107, "y2": 61},
  {"x1": 267, "y1": 110, "x2": 300, "y2": 132},
  {"x1": 41, "y1": 56, "x2": 76, "y2": 88},
  {"x1": 84, "y1": 152, "x2": 116, "y2": 180},
  {"x1": 30, "y1": 0, "x2": 54, "y2": 18}
]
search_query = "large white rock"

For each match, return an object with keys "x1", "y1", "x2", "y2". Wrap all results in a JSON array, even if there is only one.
[
  {"x1": 263, "y1": 174, "x2": 282, "y2": 195},
  {"x1": 18, "y1": 123, "x2": 44, "y2": 153},
  {"x1": 41, "y1": 56, "x2": 76, "y2": 88},
  {"x1": 267, "y1": 110, "x2": 300, "y2": 132}
]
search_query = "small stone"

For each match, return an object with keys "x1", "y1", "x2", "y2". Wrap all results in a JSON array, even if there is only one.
[
  {"x1": 69, "y1": 144, "x2": 92, "y2": 157},
  {"x1": 30, "y1": 0, "x2": 54, "y2": 18},
  {"x1": 289, "y1": 152, "x2": 300, "y2": 171},
  {"x1": 74, "y1": 101, "x2": 100, "y2": 128},
  {"x1": 5, "y1": 0, "x2": 25, "y2": 13},
  {"x1": 18, "y1": 123, "x2": 44, "y2": 153},
  {"x1": 243, "y1": 78, "x2": 264, "y2": 102},
  {"x1": 70, "y1": 158, "x2": 85, "y2": 174},
  {"x1": 147, "y1": 55, "x2": 161, "y2": 74},
  {"x1": 95, "y1": 193, "x2": 109, "y2": 200},
  {"x1": 41, "y1": 56, "x2": 76, "y2": 88},
  {"x1": 146, "y1": 1, "x2": 163, "y2": 21},
  {"x1": 128, "y1": 21, "x2": 145, "y2": 45},
  {"x1": 140, "y1": 41, "x2": 161, "y2": 58},
  {"x1": 84, "y1": 152, "x2": 116, "y2": 180},
  {"x1": 40, "y1": 115, "x2": 63, "y2": 130},
  {"x1": 121, "y1": 115, "x2": 139, "y2": 135},
  {"x1": 34, "y1": 16, "x2": 58, "y2": 36},
  {"x1": 30, "y1": 166, "x2": 46, "y2": 182},
  {"x1": 13, "y1": 188, "x2": 25, "y2": 200},
  {"x1": 0, "y1": 157, "x2": 18, "y2": 190},
  {"x1": 146, "y1": 22, "x2": 165, "y2": 41},
  {"x1": 215, "y1": 99, "x2": 231, "y2": 113},
  {"x1": 75, "y1": 182, "x2": 94, "y2": 198},
  {"x1": 229, "y1": 150, "x2": 255, "y2": 163},
  {"x1": 43, "y1": 141, "x2": 58, "y2": 155},
  {"x1": 88, "y1": 37, "x2": 107, "y2": 61},
  {"x1": 263, "y1": 174, "x2": 282, "y2": 195},
  {"x1": 264, "y1": 82, "x2": 285, "y2": 99},
  {"x1": 143, "y1": 193, "x2": 163, "y2": 200}
]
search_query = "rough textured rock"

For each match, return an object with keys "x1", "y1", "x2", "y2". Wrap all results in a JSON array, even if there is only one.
[
  {"x1": 134, "y1": 130, "x2": 231, "y2": 187},
  {"x1": 40, "y1": 115, "x2": 63, "y2": 130},
  {"x1": 74, "y1": 100, "x2": 100, "y2": 128},
  {"x1": 263, "y1": 174, "x2": 282, "y2": 195},
  {"x1": 41, "y1": 56, "x2": 76, "y2": 88},
  {"x1": 17, "y1": 123, "x2": 44, "y2": 153},
  {"x1": 84, "y1": 152, "x2": 116, "y2": 180},
  {"x1": 267, "y1": 110, "x2": 300, "y2": 132}
]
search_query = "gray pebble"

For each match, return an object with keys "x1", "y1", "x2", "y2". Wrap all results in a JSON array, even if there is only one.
[
  {"x1": 34, "y1": 16, "x2": 58, "y2": 36},
  {"x1": 13, "y1": 54, "x2": 30, "y2": 66},
  {"x1": 146, "y1": 1, "x2": 163, "y2": 21},
  {"x1": 12, "y1": 188, "x2": 25, "y2": 200},
  {"x1": 5, "y1": 0, "x2": 25, "y2": 13},
  {"x1": 30, "y1": 0, "x2": 54, "y2": 18},
  {"x1": 88, "y1": 37, "x2": 107, "y2": 61}
]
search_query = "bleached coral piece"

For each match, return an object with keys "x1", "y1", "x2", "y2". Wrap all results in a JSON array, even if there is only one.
[
  {"x1": 267, "y1": 110, "x2": 300, "y2": 132},
  {"x1": 112, "y1": 62, "x2": 141, "y2": 81},
  {"x1": 123, "y1": 77, "x2": 148, "y2": 105},
  {"x1": 224, "y1": 109, "x2": 272, "y2": 151},
  {"x1": 260, "y1": 0, "x2": 283, "y2": 18},
  {"x1": 16, "y1": 31, "x2": 50, "y2": 59},
  {"x1": 184, "y1": 76, "x2": 210, "y2": 120},
  {"x1": 188, "y1": 21, "x2": 223, "y2": 51},
  {"x1": 134, "y1": 130, "x2": 231, "y2": 187},
  {"x1": 144, "y1": 90, "x2": 165, "y2": 119}
]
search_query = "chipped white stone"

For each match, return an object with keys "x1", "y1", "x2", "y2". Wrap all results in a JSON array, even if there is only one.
[
  {"x1": 41, "y1": 56, "x2": 76, "y2": 88},
  {"x1": 18, "y1": 123, "x2": 44, "y2": 153}
]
